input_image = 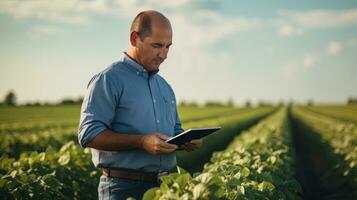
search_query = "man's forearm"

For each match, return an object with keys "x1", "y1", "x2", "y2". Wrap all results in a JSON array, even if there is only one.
[{"x1": 86, "y1": 129, "x2": 143, "y2": 151}]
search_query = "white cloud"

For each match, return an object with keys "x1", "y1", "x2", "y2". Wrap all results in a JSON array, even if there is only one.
[
  {"x1": 279, "y1": 9, "x2": 357, "y2": 29},
  {"x1": 0, "y1": 0, "x2": 195, "y2": 24},
  {"x1": 278, "y1": 25, "x2": 293, "y2": 36},
  {"x1": 0, "y1": 0, "x2": 97, "y2": 24},
  {"x1": 326, "y1": 41, "x2": 342, "y2": 55},
  {"x1": 169, "y1": 11, "x2": 261, "y2": 47},
  {"x1": 277, "y1": 24, "x2": 303, "y2": 36},
  {"x1": 145, "y1": 0, "x2": 192, "y2": 9},
  {"x1": 30, "y1": 25, "x2": 64, "y2": 40},
  {"x1": 282, "y1": 60, "x2": 299, "y2": 78},
  {"x1": 281, "y1": 53, "x2": 318, "y2": 78},
  {"x1": 160, "y1": 10, "x2": 261, "y2": 77},
  {"x1": 302, "y1": 53, "x2": 318, "y2": 69},
  {"x1": 280, "y1": 38, "x2": 354, "y2": 77},
  {"x1": 275, "y1": 9, "x2": 357, "y2": 37}
]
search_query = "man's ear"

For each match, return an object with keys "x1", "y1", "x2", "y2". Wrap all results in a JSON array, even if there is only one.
[{"x1": 130, "y1": 31, "x2": 137, "y2": 46}]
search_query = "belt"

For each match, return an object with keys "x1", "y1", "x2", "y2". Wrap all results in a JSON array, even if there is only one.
[{"x1": 102, "y1": 168, "x2": 170, "y2": 183}]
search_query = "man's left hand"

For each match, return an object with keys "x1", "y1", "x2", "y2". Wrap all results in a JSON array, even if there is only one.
[{"x1": 179, "y1": 139, "x2": 203, "y2": 152}]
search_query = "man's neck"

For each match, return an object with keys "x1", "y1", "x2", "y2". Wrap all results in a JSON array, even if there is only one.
[
  {"x1": 125, "y1": 50, "x2": 159, "y2": 74},
  {"x1": 125, "y1": 51, "x2": 138, "y2": 63},
  {"x1": 126, "y1": 50, "x2": 146, "y2": 70}
]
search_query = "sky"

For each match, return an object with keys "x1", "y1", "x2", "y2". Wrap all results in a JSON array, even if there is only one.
[{"x1": 0, "y1": 0, "x2": 356, "y2": 105}]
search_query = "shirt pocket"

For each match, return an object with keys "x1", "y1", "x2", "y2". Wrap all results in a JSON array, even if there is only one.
[{"x1": 163, "y1": 96, "x2": 176, "y2": 130}]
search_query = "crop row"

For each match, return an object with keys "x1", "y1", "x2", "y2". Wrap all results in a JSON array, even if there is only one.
[
  {"x1": 0, "y1": 126, "x2": 78, "y2": 158},
  {"x1": 177, "y1": 107, "x2": 275, "y2": 172},
  {"x1": 0, "y1": 142, "x2": 100, "y2": 199},
  {"x1": 304, "y1": 105, "x2": 357, "y2": 124},
  {"x1": 144, "y1": 108, "x2": 302, "y2": 200},
  {"x1": 291, "y1": 106, "x2": 357, "y2": 199}
]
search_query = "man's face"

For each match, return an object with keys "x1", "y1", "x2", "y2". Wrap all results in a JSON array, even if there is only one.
[{"x1": 135, "y1": 25, "x2": 172, "y2": 72}]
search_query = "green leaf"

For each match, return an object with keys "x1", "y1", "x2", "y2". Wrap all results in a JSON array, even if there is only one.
[
  {"x1": 176, "y1": 166, "x2": 189, "y2": 174},
  {"x1": 242, "y1": 167, "x2": 250, "y2": 178},
  {"x1": 257, "y1": 166, "x2": 264, "y2": 173},
  {"x1": 57, "y1": 153, "x2": 70, "y2": 166},
  {"x1": 193, "y1": 183, "x2": 208, "y2": 200},
  {"x1": 0, "y1": 178, "x2": 6, "y2": 187},
  {"x1": 270, "y1": 156, "x2": 277, "y2": 164},
  {"x1": 174, "y1": 173, "x2": 191, "y2": 188},
  {"x1": 143, "y1": 188, "x2": 159, "y2": 200},
  {"x1": 258, "y1": 181, "x2": 275, "y2": 191},
  {"x1": 195, "y1": 172, "x2": 213, "y2": 184},
  {"x1": 159, "y1": 173, "x2": 177, "y2": 185},
  {"x1": 10, "y1": 170, "x2": 17, "y2": 178},
  {"x1": 239, "y1": 185, "x2": 245, "y2": 195}
]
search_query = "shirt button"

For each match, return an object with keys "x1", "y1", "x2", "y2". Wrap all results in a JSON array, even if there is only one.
[
  {"x1": 171, "y1": 100, "x2": 174, "y2": 104},
  {"x1": 136, "y1": 71, "x2": 139, "y2": 75},
  {"x1": 157, "y1": 119, "x2": 160, "y2": 123},
  {"x1": 153, "y1": 99, "x2": 156, "y2": 103}
]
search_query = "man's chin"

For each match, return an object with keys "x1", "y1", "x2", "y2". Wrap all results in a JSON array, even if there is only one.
[{"x1": 148, "y1": 65, "x2": 160, "y2": 72}]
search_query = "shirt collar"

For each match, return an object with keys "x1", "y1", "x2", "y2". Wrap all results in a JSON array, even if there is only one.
[{"x1": 122, "y1": 52, "x2": 159, "y2": 76}]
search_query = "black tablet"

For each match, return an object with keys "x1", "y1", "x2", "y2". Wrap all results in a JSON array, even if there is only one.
[{"x1": 166, "y1": 127, "x2": 221, "y2": 145}]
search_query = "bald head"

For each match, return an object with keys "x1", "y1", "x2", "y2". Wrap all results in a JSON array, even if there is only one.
[
  {"x1": 130, "y1": 10, "x2": 172, "y2": 39},
  {"x1": 127, "y1": 10, "x2": 173, "y2": 72}
]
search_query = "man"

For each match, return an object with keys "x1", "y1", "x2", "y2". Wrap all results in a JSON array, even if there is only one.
[{"x1": 78, "y1": 10, "x2": 202, "y2": 200}]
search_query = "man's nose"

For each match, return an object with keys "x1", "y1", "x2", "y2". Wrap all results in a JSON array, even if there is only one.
[{"x1": 158, "y1": 48, "x2": 168, "y2": 60}]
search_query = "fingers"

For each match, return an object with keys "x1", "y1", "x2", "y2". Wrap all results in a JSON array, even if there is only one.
[
  {"x1": 161, "y1": 143, "x2": 178, "y2": 150},
  {"x1": 156, "y1": 134, "x2": 178, "y2": 149},
  {"x1": 180, "y1": 143, "x2": 195, "y2": 152},
  {"x1": 156, "y1": 133, "x2": 170, "y2": 141},
  {"x1": 181, "y1": 139, "x2": 203, "y2": 152},
  {"x1": 152, "y1": 133, "x2": 203, "y2": 153},
  {"x1": 190, "y1": 139, "x2": 203, "y2": 145},
  {"x1": 153, "y1": 134, "x2": 178, "y2": 154},
  {"x1": 158, "y1": 146, "x2": 176, "y2": 153}
]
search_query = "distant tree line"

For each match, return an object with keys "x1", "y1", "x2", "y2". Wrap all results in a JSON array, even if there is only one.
[
  {"x1": 178, "y1": 99, "x2": 275, "y2": 108},
  {"x1": 2, "y1": 90, "x2": 17, "y2": 106},
  {"x1": 58, "y1": 97, "x2": 84, "y2": 105},
  {"x1": 179, "y1": 98, "x2": 235, "y2": 108},
  {"x1": 1, "y1": 90, "x2": 356, "y2": 107},
  {"x1": 348, "y1": 97, "x2": 357, "y2": 104},
  {"x1": 0, "y1": 90, "x2": 84, "y2": 107}
]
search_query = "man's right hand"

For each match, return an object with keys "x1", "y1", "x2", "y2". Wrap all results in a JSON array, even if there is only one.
[{"x1": 140, "y1": 133, "x2": 178, "y2": 155}]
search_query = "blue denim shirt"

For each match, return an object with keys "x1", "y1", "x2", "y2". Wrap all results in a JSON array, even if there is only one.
[{"x1": 78, "y1": 53, "x2": 184, "y2": 172}]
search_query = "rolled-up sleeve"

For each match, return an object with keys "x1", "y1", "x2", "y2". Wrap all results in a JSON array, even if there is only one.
[{"x1": 78, "y1": 72, "x2": 119, "y2": 148}]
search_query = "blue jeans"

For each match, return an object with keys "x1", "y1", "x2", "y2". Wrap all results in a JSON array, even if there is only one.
[{"x1": 98, "y1": 175, "x2": 159, "y2": 200}]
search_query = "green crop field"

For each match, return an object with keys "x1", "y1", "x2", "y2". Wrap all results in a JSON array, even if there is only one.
[{"x1": 0, "y1": 105, "x2": 356, "y2": 199}]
